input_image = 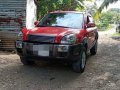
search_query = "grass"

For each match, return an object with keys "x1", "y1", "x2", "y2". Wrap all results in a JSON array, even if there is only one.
[
  {"x1": 97, "y1": 25, "x2": 115, "y2": 31},
  {"x1": 113, "y1": 33, "x2": 120, "y2": 37}
]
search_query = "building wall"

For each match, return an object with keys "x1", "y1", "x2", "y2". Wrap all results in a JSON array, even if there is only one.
[
  {"x1": 0, "y1": 0, "x2": 26, "y2": 49},
  {"x1": 0, "y1": 0, "x2": 26, "y2": 32},
  {"x1": 26, "y1": 0, "x2": 37, "y2": 29},
  {"x1": 0, "y1": 0, "x2": 37, "y2": 50}
]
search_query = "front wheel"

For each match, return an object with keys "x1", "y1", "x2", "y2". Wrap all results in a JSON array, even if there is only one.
[
  {"x1": 116, "y1": 28, "x2": 118, "y2": 32},
  {"x1": 90, "y1": 41, "x2": 98, "y2": 55},
  {"x1": 118, "y1": 29, "x2": 120, "y2": 33},
  {"x1": 72, "y1": 48, "x2": 86, "y2": 73},
  {"x1": 20, "y1": 56, "x2": 35, "y2": 65}
]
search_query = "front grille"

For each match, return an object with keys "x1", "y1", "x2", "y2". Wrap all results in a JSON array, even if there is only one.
[{"x1": 27, "y1": 34, "x2": 55, "y2": 43}]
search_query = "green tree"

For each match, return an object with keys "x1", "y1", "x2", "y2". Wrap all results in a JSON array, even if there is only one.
[
  {"x1": 35, "y1": 0, "x2": 119, "y2": 19},
  {"x1": 36, "y1": 0, "x2": 92, "y2": 19},
  {"x1": 109, "y1": 9, "x2": 120, "y2": 23},
  {"x1": 94, "y1": 0, "x2": 119, "y2": 19},
  {"x1": 98, "y1": 0, "x2": 118, "y2": 13},
  {"x1": 96, "y1": 10, "x2": 120, "y2": 30}
]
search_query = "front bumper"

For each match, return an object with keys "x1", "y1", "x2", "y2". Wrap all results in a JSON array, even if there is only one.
[{"x1": 15, "y1": 41, "x2": 83, "y2": 62}]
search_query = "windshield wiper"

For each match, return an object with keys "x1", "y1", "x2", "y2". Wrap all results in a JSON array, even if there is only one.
[
  {"x1": 53, "y1": 25, "x2": 70, "y2": 28},
  {"x1": 37, "y1": 25, "x2": 70, "y2": 28},
  {"x1": 38, "y1": 25, "x2": 46, "y2": 27}
]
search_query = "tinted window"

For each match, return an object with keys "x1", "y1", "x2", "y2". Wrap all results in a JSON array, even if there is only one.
[
  {"x1": 87, "y1": 16, "x2": 94, "y2": 24},
  {"x1": 37, "y1": 13, "x2": 84, "y2": 29},
  {"x1": 89, "y1": 16, "x2": 94, "y2": 23}
]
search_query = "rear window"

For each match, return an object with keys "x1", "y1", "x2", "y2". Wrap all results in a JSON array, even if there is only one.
[{"x1": 37, "y1": 13, "x2": 84, "y2": 29}]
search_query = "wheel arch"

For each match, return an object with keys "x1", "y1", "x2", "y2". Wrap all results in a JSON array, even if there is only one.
[
  {"x1": 95, "y1": 31, "x2": 99, "y2": 40},
  {"x1": 81, "y1": 37, "x2": 88, "y2": 51}
]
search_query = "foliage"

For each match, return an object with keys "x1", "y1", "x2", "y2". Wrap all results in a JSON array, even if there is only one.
[
  {"x1": 110, "y1": 8, "x2": 120, "y2": 13},
  {"x1": 35, "y1": 0, "x2": 120, "y2": 31},
  {"x1": 36, "y1": 0, "x2": 92, "y2": 19},
  {"x1": 36, "y1": 0, "x2": 119, "y2": 20},
  {"x1": 113, "y1": 33, "x2": 120, "y2": 37},
  {"x1": 94, "y1": 0, "x2": 119, "y2": 20},
  {"x1": 85, "y1": 2, "x2": 98, "y2": 16},
  {"x1": 96, "y1": 10, "x2": 120, "y2": 31},
  {"x1": 109, "y1": 9, "x2": 120, "y2": 23}
]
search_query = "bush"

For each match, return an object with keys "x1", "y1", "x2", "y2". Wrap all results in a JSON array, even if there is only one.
[
  {"x1": 96, "y1": 22, "x2": 114, "y2": 31},
  {"x1": 96, "y1": 23, "x2": 108, "y2": 31}
]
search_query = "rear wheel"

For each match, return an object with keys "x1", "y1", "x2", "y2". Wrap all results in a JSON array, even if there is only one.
[
  {"x1": 20, "y1": 56, "x2": 35, "y2": 65},
  {"x1": 118, "y1": 29, "x2": 120, "y2": 33},
  {"x1": 90, "y1": 40, "x2": 98, "y2": 55},
  {"x1": 116, "y1": 28, "x2": 118, "y2": 32},
  {"x1": 72, "y1": 48, "x2": 86, "y2": 73}
]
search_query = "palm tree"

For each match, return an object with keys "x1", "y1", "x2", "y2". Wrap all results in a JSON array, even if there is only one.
[
  {"x1": 94, "y1": 0, "x2": 119, "y2": 19},
  {"x1": 98, "y1": 0, "x2": 118, "y2": 13},
  {"x1": 36, "y1": 0, "x2": 119, "y2": 19}
]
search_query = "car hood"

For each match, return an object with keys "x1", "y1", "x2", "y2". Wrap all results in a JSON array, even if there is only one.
[{"x1": 28, "y1": 27, "x2": 80, "y2": 36}]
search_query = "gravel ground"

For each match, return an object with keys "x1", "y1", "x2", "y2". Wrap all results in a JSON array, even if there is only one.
[{"x1": 0, "y1": 30, "x2": 120, "y2": 90}]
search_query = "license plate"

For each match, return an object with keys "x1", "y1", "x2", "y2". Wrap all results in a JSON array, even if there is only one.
[{"x1": 33, "y1": 45, "x2": 49, "y2": 56}]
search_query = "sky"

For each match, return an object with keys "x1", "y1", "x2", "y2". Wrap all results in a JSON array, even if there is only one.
[
  {"x1": 96, "y1": 0, "x2": 120, "y2": 11},
  {"x1": 84, "y1": 0, "x2": 120, "y2": 11},
  {"x1": 107, "y1": 1, "x2": 120, "y2": 9}
]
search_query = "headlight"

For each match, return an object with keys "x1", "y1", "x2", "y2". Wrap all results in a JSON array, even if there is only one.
[
  {"x1": 61, "y1": 34, "x2": 77, "y2": 44},
  {"x1": 16, "y1": 41, "x2": 22, "y2": 48},
  {"x1": 17, "y1": 31, "x2": 23, "y2": 40}
]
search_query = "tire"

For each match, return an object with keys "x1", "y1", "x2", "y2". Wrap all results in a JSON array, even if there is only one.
[
  {"x1": 118, "y1": 29, "x2": 120, "y2": 33},
  {"x1": 20, "y1": 56, "x2": 35, "y2": 65},
  {"x1": 72, "y1": 48, "x2": 86, "y2": 73},
  {"x1": 116, "y1": 28, "x2": 118, "y2": 32},
  {"x1": 90, "y1": 40, "x2": 98, "y2": 55}
]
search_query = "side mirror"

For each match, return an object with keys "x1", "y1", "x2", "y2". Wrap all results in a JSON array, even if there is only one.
[
  {"x1": 34, "y1": 21, "x2": 39, "y2": 26},
  {"x1": 87, "y1": 22, "x2": 96, "y2": 28}
]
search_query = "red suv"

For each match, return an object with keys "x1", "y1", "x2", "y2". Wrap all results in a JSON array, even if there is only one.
[{"x1": 16, "y1": 11, "x2": 98, "y2": 73}]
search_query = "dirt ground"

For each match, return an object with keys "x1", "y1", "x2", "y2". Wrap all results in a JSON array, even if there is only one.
[{"x1": 0, "y1": 30, "x2": 120, "y2": 90}]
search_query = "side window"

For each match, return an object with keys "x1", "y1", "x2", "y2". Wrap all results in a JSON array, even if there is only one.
[
  {"x1": 89, "y1": 16, "x2": 94, "y2": 23},
  {"x1": 87, "y1": 16, "x2": 94, "y2": 24},
  {"x1": 86, "y1": 15, "x2": 95, "y2": 28},
  {"x1": 86, "y1": 16, "x2": 90, "y2": 24}
]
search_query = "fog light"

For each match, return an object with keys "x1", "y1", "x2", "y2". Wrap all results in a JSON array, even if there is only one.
[
  {"x1": 58, "y1": 45, "x2": 69, "y2": 52},
  {"x1": 16, "y1": 41, "x2": 22, "y2": 48}
]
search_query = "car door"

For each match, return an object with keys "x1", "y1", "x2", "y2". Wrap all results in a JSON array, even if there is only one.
[{"x1": 86, "y1": 15, "x2": 96, "y2": 49}]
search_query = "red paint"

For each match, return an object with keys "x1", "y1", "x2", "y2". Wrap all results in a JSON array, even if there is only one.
[
  {"x1": 0, "y1": 16, "x2": 23, "y2": 25},
  {"x1": 21, "y1": 11, "x2": 97, "y2": 45},
  {"x1": 28, "y1": 27, "x2": 73, "y2": 35},
  {"x1": 21, "y1": 27, "x2": 29, "y2": 41},
  {"x1": 34, "y1": 21, "x2": 39, "y2": 26},
  {"x1": 24, "y1": 27, "x2": 86, "y2": 43}
]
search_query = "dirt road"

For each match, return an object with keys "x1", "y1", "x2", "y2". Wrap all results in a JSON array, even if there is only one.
[{"x1": 0, "y1": 30, "x2": 120, "y2": 90}]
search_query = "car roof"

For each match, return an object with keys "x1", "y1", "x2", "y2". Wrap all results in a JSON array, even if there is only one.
[{"x1": 50, "y1": 11, "x2": 86, "y2": 14}]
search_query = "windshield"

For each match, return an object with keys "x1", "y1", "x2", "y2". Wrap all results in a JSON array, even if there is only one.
[{"x1": 37, "y1": 13, "x2": 84, "y2": 29}]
